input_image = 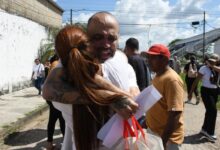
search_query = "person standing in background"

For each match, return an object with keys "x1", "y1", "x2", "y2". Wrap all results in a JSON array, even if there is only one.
[
  {"x1": 45, "y1": 54, "x2": 65, "y2": 150},
  {"x1": 124, "y1": 37, "x2": 151, "y2": 91},
  {"x1": 188, "y1": 54, "x2": 219, "y2": 142},
  {"x1": 31, "y1": 58, "x2": 45, "y2": 95},
  {"x1": 184, "y1": 56, "x2": 200, "y2": 104},
  {"x1": 44, "y1": 60, "x2": 50, "y2": 79},
  {"x1": 173, "y1": 55, "x2": 181, "y2": 74},
  {"x1": 145, "y1": 44, "x2": 184, "y2": 150}
]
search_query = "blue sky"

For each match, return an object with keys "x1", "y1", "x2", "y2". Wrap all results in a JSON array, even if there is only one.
[{"x1": 54, "y1": 0, "x2": 220, "y2": 50}]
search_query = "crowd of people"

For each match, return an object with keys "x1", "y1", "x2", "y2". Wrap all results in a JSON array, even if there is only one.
[{"x1": 31, "y1": 11, "x2": 219, "y2": 150}]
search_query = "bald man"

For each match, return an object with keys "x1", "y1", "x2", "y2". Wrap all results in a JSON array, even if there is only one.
[
  {"x1": 87, "y1": 12, "x2": 140, "y2": 96},
  {"x1": 43, "y1": 12, "x2": 139, "y2": 149}
]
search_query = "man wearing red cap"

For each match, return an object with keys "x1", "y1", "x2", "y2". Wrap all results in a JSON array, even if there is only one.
[{"x1": 145, "y1": 44, "x2": 184, "y2": 149}]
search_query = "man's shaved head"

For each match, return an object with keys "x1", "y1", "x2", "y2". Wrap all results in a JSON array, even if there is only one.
[
  {"x1": 87, "y1": 11, "x2": 119, "y2": 37},
  {"x1": 87, "y1": 12, "x2": 120, "y2": 63}
]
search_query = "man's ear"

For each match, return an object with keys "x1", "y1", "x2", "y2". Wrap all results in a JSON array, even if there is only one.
[{"x1": 162, "y1": 57, "x2": 169, "y2": 65}]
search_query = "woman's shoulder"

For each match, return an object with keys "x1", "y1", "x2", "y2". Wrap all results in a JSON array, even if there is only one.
[{"x1": 49, "y1": 67, "x2": 65, "y2": 81}]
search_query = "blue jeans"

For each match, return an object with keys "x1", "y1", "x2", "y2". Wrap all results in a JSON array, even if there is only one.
[{"x1": 34, "y1": 77, "x2": 44, "y2": 94}]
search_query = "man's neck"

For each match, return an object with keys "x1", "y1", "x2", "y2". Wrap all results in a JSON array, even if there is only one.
[
  {"x1": 128, "y1": 50, "x2": 138, "y2": 57},
  {"x1": 156, "y1": 66, "x2": 169, "y2": 76}
]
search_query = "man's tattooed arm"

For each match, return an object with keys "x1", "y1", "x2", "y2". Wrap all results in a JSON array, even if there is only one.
[
  {"x1": 42, "y1": 68, "x2": 90, "y2": 104},
  {"x1": 110, "y1": 96, "x2": 138, "y2": 119}
]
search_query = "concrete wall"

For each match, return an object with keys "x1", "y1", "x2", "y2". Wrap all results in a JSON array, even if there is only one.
[
  {"x1": 0, "y1": 10, "x2": 47, "y2": 94},
  {"x1": 0, "y1": 0, "x2": 63, "y2": 28}
]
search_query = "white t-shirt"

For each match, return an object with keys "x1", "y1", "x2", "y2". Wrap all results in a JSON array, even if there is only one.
[
  {"x1": 102, "y1": 50, "x2": 138, "y2": 91},
  {"x1": 32, "y1": 63, "x2": 44, "y2": 79},
  {"x1": 199, "y1": 65, "x2": 218, "y2": 89}
]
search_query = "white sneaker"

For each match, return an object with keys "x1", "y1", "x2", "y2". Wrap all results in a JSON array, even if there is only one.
[{"x1": 211, "y1": 135, "x2": 217, "y2": 140}]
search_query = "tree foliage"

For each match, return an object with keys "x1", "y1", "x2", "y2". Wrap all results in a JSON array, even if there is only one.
[
  {"x1": 38, "y1": 23, "x2": 87, "y2": 63},
  {"x1": 38, "y1": 27, "x2": 60, "y2": 63}
]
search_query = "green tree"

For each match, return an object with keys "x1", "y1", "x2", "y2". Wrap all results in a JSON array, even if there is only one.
[
  {"x1": 74, "y1": 22, "x2": 87, "y2": 31},
  {"x1": 168, "y1": 39, "x2": 182, "y2": 50},
  {"x1": 38, "y1": 27, "x2": 60, "y2": 63},
  {"x1": 38, "y1": 23, "x2": 87, "y2": 63}
]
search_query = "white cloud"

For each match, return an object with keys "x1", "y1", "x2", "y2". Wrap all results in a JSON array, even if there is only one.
[
  {"x1": 115, "y1": 0, "x2": 209, "y2": 50},
  {"x1": 72, "y1": 0, "x2": 213, "y2": 50},
  {"x1": 72, "y1": 12, "x2": 93, "y2": 23},
  {"x1": 213, "y1": 18, "x2": 220, "y2": 27}
]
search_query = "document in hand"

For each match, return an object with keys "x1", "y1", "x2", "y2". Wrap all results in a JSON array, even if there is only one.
[{"x1": 97, "y1": 85, "x2": 162, "y2": 148}]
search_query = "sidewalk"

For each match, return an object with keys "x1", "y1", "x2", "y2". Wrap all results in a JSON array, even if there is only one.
[{"x1": 0, "y1": 87, "x2": 47, "y2": 140}]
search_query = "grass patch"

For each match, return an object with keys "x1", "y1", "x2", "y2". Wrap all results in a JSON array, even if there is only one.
[{"x1": 179, "y1": 73, "x2": 220, "y2": 110}]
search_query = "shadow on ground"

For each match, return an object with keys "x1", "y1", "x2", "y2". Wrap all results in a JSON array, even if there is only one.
[
  {"x1": 13, "y1": 94, "x2": 38, "y2": 98},
  {"x1": 184, "y1": 133, "x2": 215, "y2": 144},
  {"x1": 4, "y1": 129, "x2": 61, "y2": 146},
  {"x1": 9, "y1": 137, "x2": 62, "y2": 150}
]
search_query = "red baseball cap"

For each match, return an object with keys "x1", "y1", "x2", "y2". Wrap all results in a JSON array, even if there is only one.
[{"x1": 146, "y1": 44, "x2": 170, "y2": 59}]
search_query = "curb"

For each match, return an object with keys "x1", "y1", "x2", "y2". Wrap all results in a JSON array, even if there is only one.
[{"x1": 0, "y1": 103, "x2": 48, "y2": 142}]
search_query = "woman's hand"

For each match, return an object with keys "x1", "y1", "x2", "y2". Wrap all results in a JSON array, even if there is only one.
[{"x1": 110, "y1": 96, "x2": 138, "y2": 119}]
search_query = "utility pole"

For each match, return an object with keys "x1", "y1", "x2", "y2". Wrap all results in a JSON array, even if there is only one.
[
  {"x1": 203, "y1": 11, "x2": 206, "y2": 60},
  {"x1": 147, "y1": 25, "x2": 151, "y2": 49},
  {"x1": 70, "y1": 9, "x2": 73, "y2": 25}
]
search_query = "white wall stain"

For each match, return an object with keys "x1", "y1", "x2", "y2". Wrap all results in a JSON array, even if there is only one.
[{"x1": 0, "y1": 11, "x2": 47, "y2": 90}]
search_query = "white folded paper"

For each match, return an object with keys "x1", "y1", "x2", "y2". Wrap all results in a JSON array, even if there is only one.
[{"x1": 97, "y1": 85, "x2": 162, "y2": 148}]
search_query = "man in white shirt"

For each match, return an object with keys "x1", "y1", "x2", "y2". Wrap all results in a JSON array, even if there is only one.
[
  {"x1": 31, "y1": 58, "x2": 44, "y2": 95},
  {"x1": 43, "y1": 12, "x2": 139, "y2": 149}
]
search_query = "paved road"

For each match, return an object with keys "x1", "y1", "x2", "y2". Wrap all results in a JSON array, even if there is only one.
[
  {"x1": 1, "y1": 100, "x2": 220, "y2": 150},
  {"x1": 1, "y1": 110, "x2": 63, "y2": 150},
  {"x1": 181, "y1": 100, "x2": 220, "y2": 150}
]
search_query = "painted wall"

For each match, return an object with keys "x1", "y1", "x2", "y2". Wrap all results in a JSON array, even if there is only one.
[{"x1": 0, "y1": 10, "x2": 47, "y2": 94}]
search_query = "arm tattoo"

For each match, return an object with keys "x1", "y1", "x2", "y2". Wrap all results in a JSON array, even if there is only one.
[
  {"x1": 111, "y1": 97, "x2": 131, "y2": 110},
  {"x1": 45, "y1": 69, "x2": 90, "y2": 104}
]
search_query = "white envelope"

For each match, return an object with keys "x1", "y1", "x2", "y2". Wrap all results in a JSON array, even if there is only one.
[{"x1": 97, "y1": 85, "x2": 162, "y2": 148}]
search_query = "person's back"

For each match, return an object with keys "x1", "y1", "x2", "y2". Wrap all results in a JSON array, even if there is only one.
[
  {"x1": 128, "y1": 54, "x2": 151, "y2": 91},
  {"x1": 124, "y1": 37, "x2": 151, "y2": 91},
  {"x1": 102, "y1": 50, "x2": 138, "y2": 91}
]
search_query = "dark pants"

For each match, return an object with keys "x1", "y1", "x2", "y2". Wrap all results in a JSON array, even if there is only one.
[
  {"x1": 47, "y1": 101, "x2": 65, "y2": 142},
  {"x1": 34, "y1": 77, "x2": 44, "y2": 94},
  {"x1": 185, "y1": 77, "x2": 199, "y2": 97},
  {"x1": 201, "y1": 86, "x2": 218, "y2": 135}
]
